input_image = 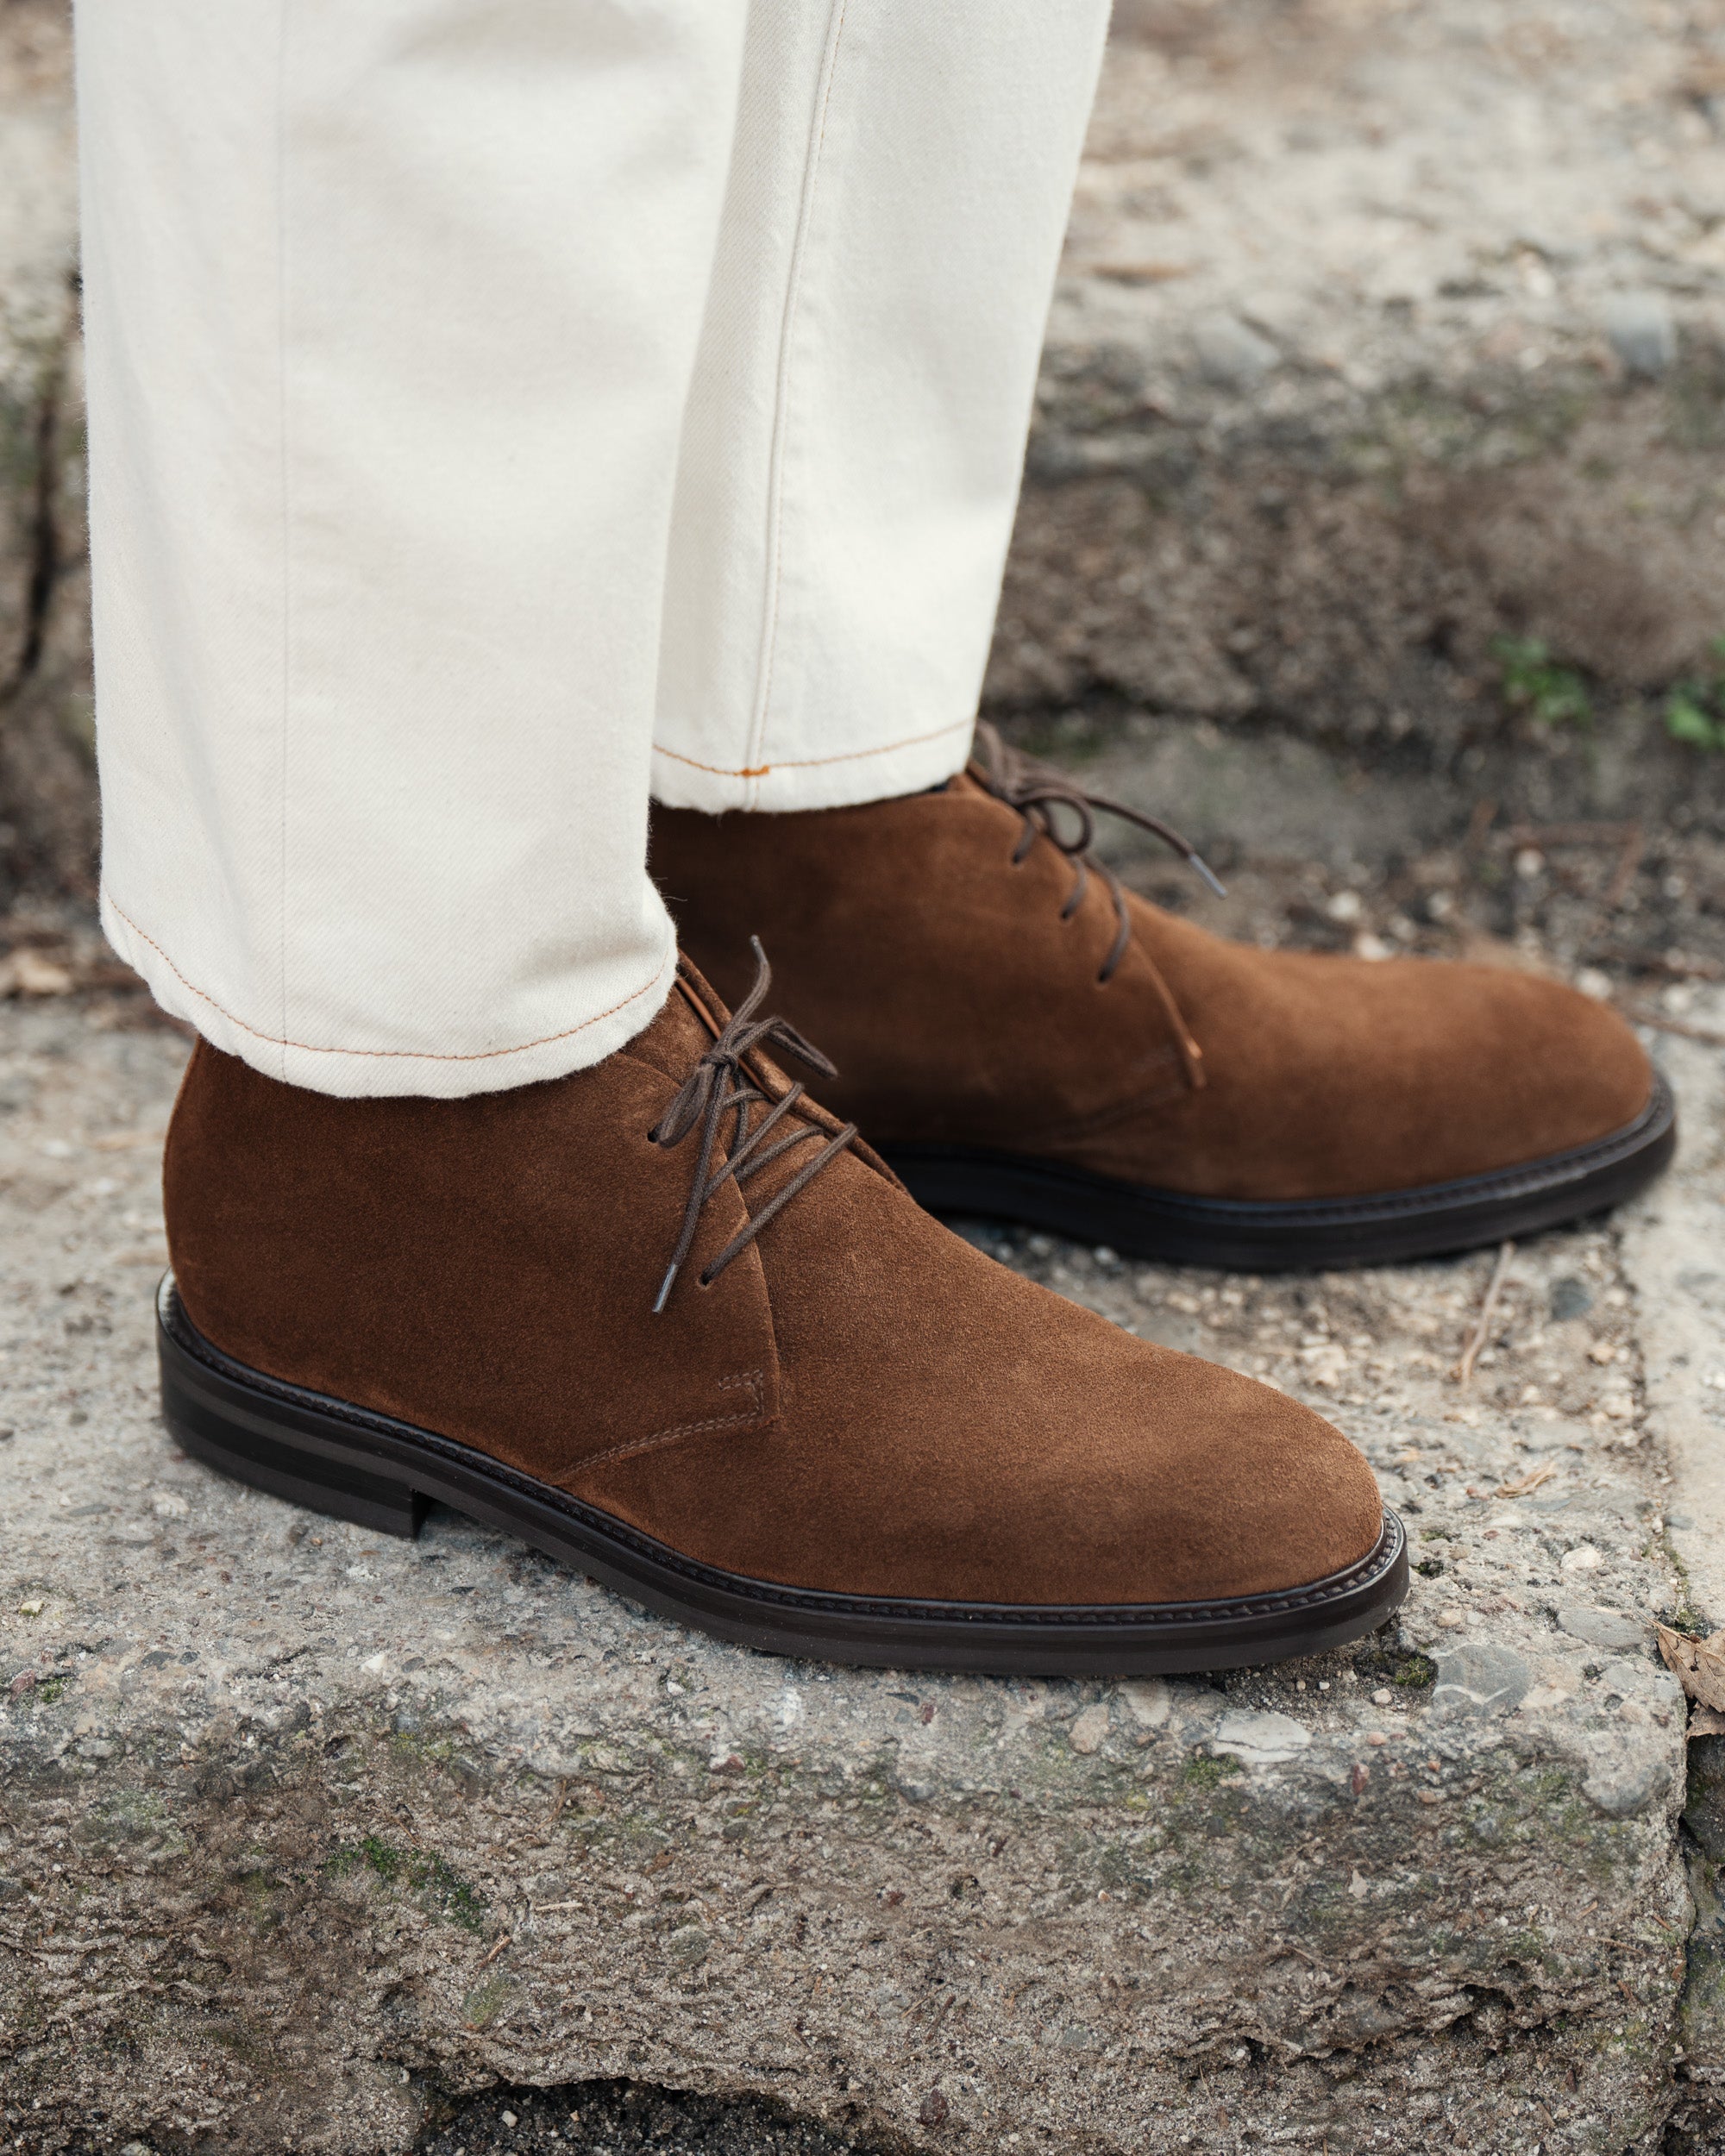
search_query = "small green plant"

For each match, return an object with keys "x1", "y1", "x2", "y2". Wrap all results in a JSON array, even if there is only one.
[
  {"x1": 1491, "y1": 636, "x2": 1592, "y2": 729},
  {"x1": 1664, "y1": 639, "x2": 1725, "y2": 751},
  {"x1": 1393, "y1": 1652, "x2": 1438, "y2": 1689},
  {"x1": 1665, "y1": 691, "x2": 1722, "y2": 748}
]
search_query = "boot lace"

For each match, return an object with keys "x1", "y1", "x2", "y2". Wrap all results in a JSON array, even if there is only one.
[
  {"x1": 650, "y1": 939, "x2": 857, "y2": 1313},
  {"x1": 968, "y1": 719, "x2": 1226, "y2": 985}
]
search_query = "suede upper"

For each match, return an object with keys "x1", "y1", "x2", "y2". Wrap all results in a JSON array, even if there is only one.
[
  {"x1": 651, "y1": 780, "x2": 1655, "y2": 1200},
  {"x1": 164, "y1": 965, "x2": 1383, "y2": 1608}
]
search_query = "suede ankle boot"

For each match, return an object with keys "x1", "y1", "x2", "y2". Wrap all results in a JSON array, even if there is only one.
[
  {"x1": 651, "y1": 730, "x2": 1672, "y2": 1270},
  {"x1": 158, "y1": 954, "x2": 1403, "y2": 1672}
]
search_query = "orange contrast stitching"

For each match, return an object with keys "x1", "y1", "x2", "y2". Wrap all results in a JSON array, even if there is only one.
[
  {"x1": 651, "y1": 715, "x2": 973, "y2": 783},
  {"x1": 104, "y1": 893, "x2": 675, "y2": 1065}
]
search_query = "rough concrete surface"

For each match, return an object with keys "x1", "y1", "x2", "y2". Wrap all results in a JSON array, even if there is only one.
[
  {"x1": 996, "y1": 0, "x2": 1725, "y2": 834},
  {"x1": 0, "y1": 0, "x2": 91, "y2": 900},
  {"x1": 0, "y1": 944, "x2": 1716, "y2": 2156}
]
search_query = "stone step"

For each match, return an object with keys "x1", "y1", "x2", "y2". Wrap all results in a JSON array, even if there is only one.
[
  {"x1": 0, "y1": 981, "x2": 1715, "y2": 2153},
  {"x1": 1000, "y1": 0, "x2": 1725, "y2": 830},
  {"x1": 0, "y1": 1, "x2": 91, "y2": 900}
]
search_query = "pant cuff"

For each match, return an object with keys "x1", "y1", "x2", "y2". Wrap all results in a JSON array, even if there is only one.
[
  {"x1": 649, "y1": 716, "x2": 974, "y2": 815},
  {"x1": 101, "y1": 890, "x2": 680, "y2": 1100}
]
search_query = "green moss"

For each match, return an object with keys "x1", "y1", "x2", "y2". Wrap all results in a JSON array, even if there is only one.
[
  {"x1": 1394, "y1": 1653, "x2": 1438, "y2": 1689},
  {"x1": 1653, "y1": 1519, "x2": 1710, "y2": 1634},
  {"x1": 1180, "y1": 1752, "x2": 1244, "y2": 1790},
  {"x1": 327, "y1": 1833, "x2": 486, "y2": 1934},
  {"x1": 461, "y1": 1974, "x2": 512, "y2": 2030}
]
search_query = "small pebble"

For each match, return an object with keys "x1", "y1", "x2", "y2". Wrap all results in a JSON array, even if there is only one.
[
  {"x1": 1600, "y1": 289, "x2": 1676, "y2": 377},
  {"x1": 1367, "y1": 1731, "x2": 1389, "y2": 1746},
  {"x1": 1372, "y1": 1688, "x2": 1394, "y2": 1707},
  {"x1": 1192, "y1": 310, "x2": 1279, "y2": 387}
]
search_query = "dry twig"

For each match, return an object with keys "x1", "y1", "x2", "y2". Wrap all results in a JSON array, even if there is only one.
[
  {"x1": 1505, "y1": 820, "x2": 1640, "y2": 849},
  {"x1": 1622, "y1": 1007, "x2": 1725, "y2": 1050},
  {"x1": 1596, "y1": 944, "x2": 1725, "y2": 982},
  {"x1": 1601, "y1": 824, "x2": 1646, "y2": 912},
  {"x1": 1465, "y1": 799, "x2": 1498, "y2": 854},
  {"x1": 1455, "y1": 1240, "x2": 1515, "y2": 1388}
]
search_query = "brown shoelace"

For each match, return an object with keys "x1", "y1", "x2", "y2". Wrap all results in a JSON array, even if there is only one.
[
  {"x1": 968, "y1": 718, "x2": 1226, "y2": 985},
  {"x1": 650, "y1": 940, "x2": 857, "y2": 1313}
]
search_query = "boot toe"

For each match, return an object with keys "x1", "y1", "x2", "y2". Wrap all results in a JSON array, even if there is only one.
[
  {"x1": 1141, "y1": 917, "x2": 1661, "y2": 1198},
  {"x1": 1448, "y1": 964, "x2": 1653, "y2": 1163},
  {"x1": 1072, "y1": 1350, "x2": 1387, "y2": 1608}
]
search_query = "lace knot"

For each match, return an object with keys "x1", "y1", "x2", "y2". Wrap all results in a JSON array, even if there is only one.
[
  {"x1": 651, "y1": 940, "x2": 856, "y2": 1313},
  {"x1": 968, "y1": 721, "x2": 1216, "y2": 1086}
]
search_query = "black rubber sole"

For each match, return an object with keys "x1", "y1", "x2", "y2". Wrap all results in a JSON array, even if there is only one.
[
  {"x1": 157, "y1": 1276, "x2": 1407, "y2": 1677},
  {"x1": 883, "y1": 1074, "x2": 1677, "y2": 1272}
]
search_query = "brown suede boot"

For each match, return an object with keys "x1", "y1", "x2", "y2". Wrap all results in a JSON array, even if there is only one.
[
  {"x1": 651, "y1": 730, "x2": 1674, "y2": 1270},
  {"x1": 158, "y1": 954, "x2": 1402, "y2": 1672}
]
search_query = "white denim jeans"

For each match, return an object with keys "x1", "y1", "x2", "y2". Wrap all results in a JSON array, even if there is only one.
[{"x1": 75, "y1": 0, "x2": 1111, "y2": 1096}]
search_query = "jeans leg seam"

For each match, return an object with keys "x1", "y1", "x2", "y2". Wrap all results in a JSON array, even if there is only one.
[
  {"x1": 745, "y1": 0, "x2": 850, "y2": 812},
  {"x1": 273, "y1": 0, "x2": 292, "y2": 1082}
]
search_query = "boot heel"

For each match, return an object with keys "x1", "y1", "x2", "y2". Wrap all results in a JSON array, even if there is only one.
[{"x1": 158, "y1": 1278, "x2": 429, "y2": 1539}]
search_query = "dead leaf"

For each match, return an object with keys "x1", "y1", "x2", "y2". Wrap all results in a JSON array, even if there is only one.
[
  {"x1": 1689, "y1": 1708, "x2": 1725, "y2": 1738},
  {"x1": 1086, "y1": 259, "x2": 1195, "y2": 285},
  {"x1": 1657, "y1": 1625, "x2": 1725, "y2": 1712},
  {"x1": 12, "y1": 950, "x2": 73, "y2": 996},
  {"x1": 1494, "y1": 1460, "x2": 1556, "y2": 1499}
]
